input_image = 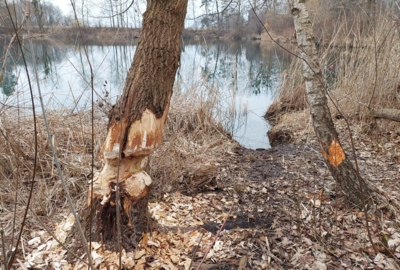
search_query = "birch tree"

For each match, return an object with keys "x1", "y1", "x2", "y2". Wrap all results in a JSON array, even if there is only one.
[{"x1": 289, "y1": 0, "x2": 371, "y2": 205}]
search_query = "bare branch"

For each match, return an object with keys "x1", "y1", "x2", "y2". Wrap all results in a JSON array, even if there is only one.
[
  {"x1": 3, "y1": 1, "x2": 39, "y2": 268},
  {"x1": 186, "y1": 0, "x2": 233, "y2": 21}
]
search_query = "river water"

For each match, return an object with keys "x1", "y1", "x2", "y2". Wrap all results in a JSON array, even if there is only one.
[{"x1": 0, "y1": 40, "x2": 290, "y2": 149}]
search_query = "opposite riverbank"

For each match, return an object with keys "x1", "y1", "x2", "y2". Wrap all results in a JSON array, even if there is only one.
[{"x1": 0, "y1": 26, "x2": 270, "y2": 45}]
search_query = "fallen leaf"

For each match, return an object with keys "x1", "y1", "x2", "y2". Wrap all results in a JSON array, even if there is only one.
[
  {"x1": 134, "y1": 250, "x2": 146, "y2": 260},
  {"x1": 184, "y1": 259, "x2": 192, "y2": 270},
  {"x1": 314, "y1": 261, "x2": 327, "y2": 270},
  {"x1": 170, "y1": 255, "x2": 179, "y2": 264}
]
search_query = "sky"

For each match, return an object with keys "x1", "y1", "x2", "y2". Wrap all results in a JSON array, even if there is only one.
[
  {"x1": 50, "y1": 0, "x2": 72, "y2": 15},
  {"x1": 50, "y1": 0, "x2": 202, "y2": 16},
  {"x1": 49, "y1": 0, "x2": 203, "y2": 27}
]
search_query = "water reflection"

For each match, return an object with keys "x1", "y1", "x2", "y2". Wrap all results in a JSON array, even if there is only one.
[
  {"x1": 1, "y1": 40, "x2": 290, "y2": 149},
  {"x1": 178, "y1": 40, "x2": 290, "y2": 148},
  {"x1": 0, "y1": 69, "x2": 17, "y2": 96},
  {"x1": 0, "y1": 43, "x2": 19, "y2": 96}
]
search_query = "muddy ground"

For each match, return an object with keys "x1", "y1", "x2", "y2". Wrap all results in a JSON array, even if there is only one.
[
  {"x1": 98, "y1": 119, "x2": 399, "y2": 269},
  {"x1": 178, "y1": 120, "x2": 400, "y2": 269}
]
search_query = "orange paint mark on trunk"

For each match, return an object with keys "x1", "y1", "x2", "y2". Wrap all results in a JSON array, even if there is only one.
[{"x1": 322, "y1": 139, "x2": 345, "y2": 167}]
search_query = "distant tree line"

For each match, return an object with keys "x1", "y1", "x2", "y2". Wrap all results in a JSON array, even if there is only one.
[
  {"x1": 0, "y1": 1, "x2": 72, "y2": 28},
  {"x1": 2, "y1": 0, "x2": 397, "y2": 33},
  {"x1": 0, "y1": 0, "x2": 282, "y2": 32},
  {"x1": 194, "y1": 0, "x2": 286, "y2": 34}
]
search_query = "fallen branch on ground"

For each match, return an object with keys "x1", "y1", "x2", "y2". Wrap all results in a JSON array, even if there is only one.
[
  {"x1": 371, "y1": 109, "x2": 400, "y2": 122},
  {"x1": 196, "y1": 203, "x2": 235, "y2": 270}
]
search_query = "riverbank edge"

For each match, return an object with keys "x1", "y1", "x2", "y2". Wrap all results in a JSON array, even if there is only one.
[{"x1": 0, "y1": 26, "x2": 266, "y2": 45}]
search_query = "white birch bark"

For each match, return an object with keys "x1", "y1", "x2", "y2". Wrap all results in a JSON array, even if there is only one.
[{"x1": 289, "y1": 0, "x2": 370, "y2": 205}]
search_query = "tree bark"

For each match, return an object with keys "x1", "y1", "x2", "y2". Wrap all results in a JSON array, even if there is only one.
[
  {"x1": 89, "y1": 0, "x2": 188, "y2": 251},
  {"x1": 289, "y1": 0, "x2": 371, "y2": 205},
  {"x1": 371, "y1": 108, "x2": 400, "y2": 122}
]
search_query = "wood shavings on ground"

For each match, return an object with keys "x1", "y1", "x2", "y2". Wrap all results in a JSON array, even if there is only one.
[{"x1": 8, "y1": 117, "x2": 400, "y2": 269}]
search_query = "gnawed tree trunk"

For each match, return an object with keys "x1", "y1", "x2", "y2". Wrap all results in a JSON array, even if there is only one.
[
  {"x1": 89, "y1": 0, "x2": 188, "y2": 250},
  {"x1": 289, "y1": 0, "x2": 371, "y2": 205}
]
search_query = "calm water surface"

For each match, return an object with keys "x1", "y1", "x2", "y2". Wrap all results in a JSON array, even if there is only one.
[{"x1": 0, "y1": 40, "x2": 290, "y2": 149}]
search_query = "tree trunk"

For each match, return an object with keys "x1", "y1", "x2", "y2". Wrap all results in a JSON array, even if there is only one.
[
  {"x1": 89, "y1": 0, "x2": 188, "y2": 251},
  {"x1": 289, "y1": 0, "x2": 371, "y2": 205},
  {"x1": 371, "y1": 108, "x2": 400, "y2": 122}
]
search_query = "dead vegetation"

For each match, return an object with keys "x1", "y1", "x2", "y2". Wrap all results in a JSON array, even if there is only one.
[
  {"x1": 0, "y1": 81, "x2": 240, "y2": 267},
  {"x1": 6, "y1": 101, "x2": 399, "y2": 269},
  {"x1": 255, "y1": 3, "x2": 400, "y2": 268},
  {"x1": 266, "y1": 3, "x2": 400, "y2": 148},
  {"x1": 151, "y1": 88, "x2": 237, "y2": 196},
  {"x1": 0, "y1": 68, "x2": 399, "y2": 269},
  {"x1": 264, "y1": 58, "x2": 307, "y2": 125}
]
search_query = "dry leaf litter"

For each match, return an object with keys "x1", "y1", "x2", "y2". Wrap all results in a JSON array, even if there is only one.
[{"x1": 1, "y1": 110, "x2": 400, "y2": 269}]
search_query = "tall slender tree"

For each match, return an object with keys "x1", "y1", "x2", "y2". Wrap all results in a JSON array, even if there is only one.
[{"x1": 289, "y1": 0, "x2": 371, "y2": 205}]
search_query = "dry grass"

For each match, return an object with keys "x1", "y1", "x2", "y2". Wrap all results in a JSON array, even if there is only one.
[
  {"x1": 151, "y1": 84, "x2": 238, "y2": 195},
  {"x1": 329, "y1": 28, "x2": 400, "y2": 121},
  {"x1": 267, "y1": 109, "x2": 312, "y2": 146},
  {"x1": 0, "y1": 109, "x2": 105, "y2": 217},
  {"x1": 0, "y1": 80, "x2": 235, "y2": 257},
  {"x1": 0, "y1": 108, "x2": 106, "y2": 259},
  {"x1": 265, "y1": 58, "x2": 307, "y2": 123},
  {"x1": 267, "y1": 4, "x2": 400, "y2": 141}
]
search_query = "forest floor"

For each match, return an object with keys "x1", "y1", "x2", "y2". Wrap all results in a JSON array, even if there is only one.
[{"x1": 17, "y1": 112, "x2": 400, "y2": 269}]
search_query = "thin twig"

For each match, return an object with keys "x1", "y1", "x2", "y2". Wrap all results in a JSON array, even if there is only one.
[
  {"x1": 26, "y1": 4, "x2": 94, "y2": 268},
  {"x1": 186, "y1": 0, "x2": 233, "y2": 21},
  {"x1": 367, "y1": 3, "x2": 378, "y2": 109},
  {"x1": 116, "y1": 110, "x2": 124, "y2": 269},
  {"x1": 1, "y1": 229, "x2": 6, "y2": 270},
  {"x1": 91, "y1": 0, "x2": 135, "y2": 19},
  {"x1": 69, "y1": 1, "x2": 97, "y2": 266},
  {"x1": 196, "y1": 203, "x2": 235, "y2": 270},
  {"x1": 4, "y1": 1, "x2": 39, "y2": 268},
  {"x1": 0, "y1": 10, "x2": 26, "y2": 83}
]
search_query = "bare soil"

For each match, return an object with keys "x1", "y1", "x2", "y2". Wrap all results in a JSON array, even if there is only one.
[
  {"x1": 130, "y1": 119, "x2": 398, "y2": 270},
  {"x1": 176, "y1": 119, "x2": 400, "y2": 269}
]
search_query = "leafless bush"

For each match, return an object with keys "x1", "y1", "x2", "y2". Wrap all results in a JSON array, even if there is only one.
[{"x1": 264, "y1": 12, "x2": 294, "y2": 39}]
